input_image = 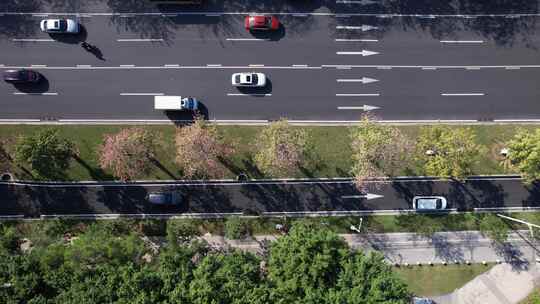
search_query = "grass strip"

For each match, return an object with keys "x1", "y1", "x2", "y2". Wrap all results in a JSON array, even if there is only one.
[{"x1": 0, "y1": 124, "x2": 535, "y2": 181}]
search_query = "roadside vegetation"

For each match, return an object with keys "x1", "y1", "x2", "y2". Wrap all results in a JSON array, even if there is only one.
[
  {"x1": 0, "y1": 121, "x2": 537, "y2": 182},
  {"x1": 0, "y1": 220, "x2": 412, "y2": 303}
]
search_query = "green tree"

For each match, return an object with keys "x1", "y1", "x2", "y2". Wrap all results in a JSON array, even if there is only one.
[
  {"x1": 189, "y1": 250, "x2": 267, "y2": 304},
  {"x1": 329, "y1": 252, "x2": 410, "y2": 304},
  {"x1": 350, "y1": 115, "x2": 411, "y2": 190},
  {"x1": 268, "y1": 222, "x2": 349, "y2": 301},
  {"x1": 506, "y1": 128, "x2": 540, "y2": 183},
  {"x1": 416, "y1": 126, "x2": 482, "y2": 180},
  {"x1": 14, "y1": 128, "x2": 74, "y2": 179},
  {"x1": 224, "y1": 216, "x2": 250, "y2": 240},
  {"x1": 254, "y1": 119, "x2": 311, "y2": 177}
]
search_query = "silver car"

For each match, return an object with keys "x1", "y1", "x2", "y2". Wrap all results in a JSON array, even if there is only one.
[
  {"x1": 231, "y1": 72, "x2": 266, "y2": 87},
  {"x1": 40, "y1": 19, "x2": 79, "y2": 34},
  {"x1": 412, "y1": 196, "x2": 447, "y2": 210}
]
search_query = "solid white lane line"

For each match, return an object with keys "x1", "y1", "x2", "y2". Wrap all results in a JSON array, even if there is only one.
[
  {"x1": 337, "y1": 105, "x2": 380, "y2": 110},
  {"x1": 207, "y1": 64, "x2": 222, "y2": 67},
  {"x1": 120, "y1": 93, "x2": 164, "y2": 96},
  {"x1": 249, "y1": 64, "x2": 265, "y2": 67},
  {"x1": 164, "y1": 64, "x2": 180, "y2": 67},
  {"x1": 206, "y1": 13, "x2": 222, "y2": 16},
  {"x1": 117, "y1": 39, "x2": 164, "y2": 42},
  {"x1": 505, "y1": 67, "x2": 520, "y2": 70},
  {"x1": 335, "y1": 39, "x2": 378, "y2": 42},
  {"x1": 30, "y1": 64, "x2": 46, "y2": 67},
  {"x1": 440, "y1": 40, "x2": 484, "y2": 43},
  {"x1": 13, "y1": 92, "x2": 58, "y2": 96},
  {"x1": 227, "y1": 93, "x2": 272, "y2": 96},
  {"x1": 77, "y1": 64, "x2": 91, "y2": 68},
  {"x1": 226, "y1": 38, "x2": 269, "y2": 41},
  {"x1": 120, "y1": 64, "x2": 135, "y2": 67},
  {"x1": 12, "y1": 39, "x2": 55, "y2": 42},
  {"x1": 336, "y1": 93, "x2": 380, "y2": 96},
  {"x1": 441, "y1": 93, "x2": 485, "y2": 96},
  {"x1": 292, "y1": 64, "x2": 308, "y2": 67}
]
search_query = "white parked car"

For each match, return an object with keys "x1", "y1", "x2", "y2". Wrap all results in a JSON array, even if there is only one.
[
  {"x1": 40, "y1": 19, "x2": 79, "y2": 34},
  {"x1": 412, "y1": 196, "x2": 447, "y2": 210},
  {"x1": 231, "y1": 72, "x2": 266, "y2": 87}
]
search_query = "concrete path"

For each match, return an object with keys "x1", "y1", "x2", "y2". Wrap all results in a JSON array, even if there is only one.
[{"x1": 201, "y1": 230, "x2": 540, "y2": 303}]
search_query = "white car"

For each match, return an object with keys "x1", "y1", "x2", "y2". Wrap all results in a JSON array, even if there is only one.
[
  {"x1": 231, "y1": 72, "x2": 266, "y2": 87},
  {"x1": 40, "y1": 19, "x2": 79, "y2": 34},
  {"x1": 413, "y1": 196, "x2": 447, "y2": 210}
]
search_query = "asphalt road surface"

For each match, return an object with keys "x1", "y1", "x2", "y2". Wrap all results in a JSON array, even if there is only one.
[
  {"x1": 0, "y1": 1, "x2": 539, "y2": 122},
  {"x1": 1, "y1": 177, "x2": 539, "y2": 217}
]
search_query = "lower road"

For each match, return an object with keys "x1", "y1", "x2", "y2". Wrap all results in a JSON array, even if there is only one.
[{"x1": 1, "y1": 176, "x2": 539, "y2": 218}]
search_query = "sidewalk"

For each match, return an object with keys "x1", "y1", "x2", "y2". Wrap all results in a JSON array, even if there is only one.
[{"x1": 201, "y1": 230, "x2": 540, "y2": 304}]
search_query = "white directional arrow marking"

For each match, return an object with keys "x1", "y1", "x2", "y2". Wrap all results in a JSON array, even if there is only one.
[
  {"x1": 337, "y1": 105, "x2": 380, "y2": 111},
  {"x1": 336, "y1": 25, "x2": 379, "y2": 32},
  {"x1": 336, "y1": 50, "x2": 379, "y2": 56},
  {"x1": 336, "y1": 0, "x2": 378, "y2": 4},
  {"x1": 341, "y1": 193, "x2": 384, "y2": 200},
  {"x1": 337, "y1": 77, "x2": 379, "y2": 84}
]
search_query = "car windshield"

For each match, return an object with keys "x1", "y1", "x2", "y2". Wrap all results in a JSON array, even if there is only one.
[
  {"x1": 251, "y1": 74, "x2": 258, "y2": 83},
  {"x1": 235, "y1": 75, "x2": 241, "y2": 83}
]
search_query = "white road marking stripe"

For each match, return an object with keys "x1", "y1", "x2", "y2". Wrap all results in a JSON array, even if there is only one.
[
  {"x1": 440, "y1": 40, "x2": 484, "y2": 43},
  {"x1": 249, "y1": 64, "x2": 265, "y2": 67},
  {"x1": 505, "y1": 67, "x2": 520, "y2": 70},
  {"x1": 227, "y1": 93, "x2": 272, "y2": 96},
  {"x1": 30, "y1": 64, "x2": 46, "y2": 67},
  {"x1": 76, "y1": 65, "x2": 91, "y2": 68},
  {"x1": 441, "y1": 93, "x2": 485, "y2": 96},
  {"x1": 164, "y1": 64, "x2": 180, "y2": 67},
  {"x1": 292, "y1": 64, "x2": 308, "y2": 67},
  {"x1": 337, "y1": 106, "x2": 374, "y2": 110},
  {"x1": 335, "y1": 39, "x2": 378, "y2": 42},
  {"x1": 293, "y1": 13, "x2": 308, "y2": 17},
  {"x1": 336, "y1": 79, "x2": 377, "y2": 83},
  {"x1": 207, "y1": 64, "x2": 222, "y2": 67},
  {"x1": 336, "y1": 25, "x2": 378, "y2": 31},
  {"x1": 336, "y1": 93, "x2": 380, "y2": 96},
  {"x1": 117, "y1": 39, "x2": 164, "y2": 42},
  {"x1": 12, "y1": 39, "x2": 55, "y2": 42},
  {"x1": 226, "y1": 38, "x2": 269, "y2": 41},
  {"x1": 31, "y1": 14, "x2": 48, "y2": 17},
  {"x1": 422, "y1": 67, "x2": 437, "y2": 70},
  {"x1": 120, "y1": 93, "x2": 164, "y2": 96},
  {"x1": 120, "y1": 64, "x2": 135, "y2": 67},
  {"x1": 13, "y1": 92, "x2": 58, "y2": 95},
  {"x1": 206, "y1": 13, "x2": 222, "y2": 16}
]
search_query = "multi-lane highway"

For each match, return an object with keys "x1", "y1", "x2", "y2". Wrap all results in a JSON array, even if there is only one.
[
  {"x1": 1, "y1": 176, "x2": 539, "y2": 218},
  {"x1": 1, "y1": 0, "x2": 539, "y2": 122}
]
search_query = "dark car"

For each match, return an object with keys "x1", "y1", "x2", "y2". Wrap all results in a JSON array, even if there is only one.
[
  {"x1": 244, "y1": 15, "x2": 279, "y2": 31},
  {"x1": 146, "y1": 192, "x2": 182, "y2": 206},
  {"x1": 3, "y1": 69, "x2": 40, "y2": 83}
]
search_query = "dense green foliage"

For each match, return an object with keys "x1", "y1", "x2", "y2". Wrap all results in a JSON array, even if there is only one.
[
  {"x1": 14, "y1": 128, "x2": 74, "y2": 179},
  {"x1": 0, "y1": 221, "x2": 410, "y2": 304},
  {"x1": 507, "y1": 128, "x2": 540, "y2": 183}
]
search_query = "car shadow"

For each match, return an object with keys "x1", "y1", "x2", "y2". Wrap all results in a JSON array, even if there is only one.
[
  {"x1": 164, "y1": 103, "x2": 209, "y2": 124},
  {"x1": 13, "y1": 74, "x2": 50, "y2": 93},
  {"x1": 48, "y1": 24, "x2": 87, "y2": 44},
  {"x1": 236, "y1": 78, "x2": 273, "y2": 97},
  {"x1": 249, "y1": 25, "x2": 286, "y2": 41}
]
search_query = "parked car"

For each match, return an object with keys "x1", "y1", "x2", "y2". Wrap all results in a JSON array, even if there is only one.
[
  {"x1": 412, "y1": 196, "x2": 447, "y2": 210},
  {"x1": 40, "y1": 19, "x2": 79, "y2": 34},
  {"x1": 146, "y1": 192, "x2": 182, "y2": 206},
  {"x1": 412, "y1": 297, "x2": 436, "y2": 304},
  {"x1": 3, "y1": 69, "x2": 40, "y2": 83},
  {"x1": 245, "y1": 15, "x2": 279, "y2": 31},
  {"x1": 231, "y1": 72, "x2": 266, "y2": 87}
]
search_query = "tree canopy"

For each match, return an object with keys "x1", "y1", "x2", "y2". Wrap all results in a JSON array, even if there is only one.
[
  {"x1": 506, "y1": 128, "x2": 540, "y2": 183},
  {"x1": 0, "y1": 221, "x2": 411, "y2": 303}
]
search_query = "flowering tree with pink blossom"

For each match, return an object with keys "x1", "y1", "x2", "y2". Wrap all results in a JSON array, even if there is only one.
[
  {"x1": 254, "y1": 119, "x2": 310, "y2": 177},
  {"x1": 99, "y1": 127, "x2": 160, "y2": 181},
  {"x1": 175, "y1": 118, "x2": 235, "y2": 179}
]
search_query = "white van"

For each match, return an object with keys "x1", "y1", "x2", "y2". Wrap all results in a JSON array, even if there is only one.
[{"x1": 154, "y1": 96, "x2": 198, "y2": 111}]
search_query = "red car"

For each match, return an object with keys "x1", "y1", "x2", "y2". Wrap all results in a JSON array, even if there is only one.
[{"x1": 245, "y1": 15, "x2": 279, "y2": 31}]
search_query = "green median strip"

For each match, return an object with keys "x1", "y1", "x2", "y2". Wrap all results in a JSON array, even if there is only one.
[{"x1": 0, "y1": 124, "x2": 535, "y2": 181}]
